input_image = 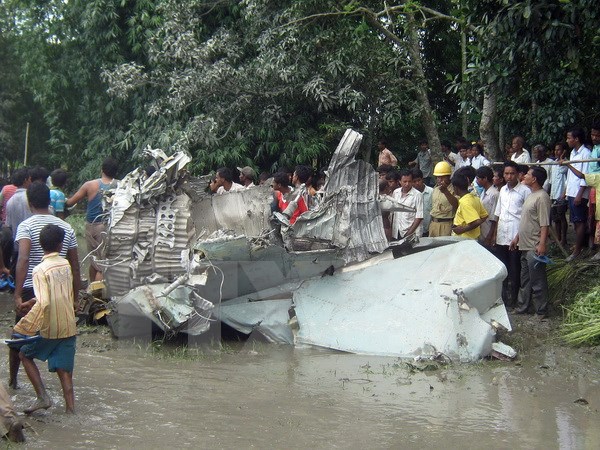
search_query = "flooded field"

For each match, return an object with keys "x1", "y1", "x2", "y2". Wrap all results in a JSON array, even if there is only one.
[{"x1": 0, "y1": 294, "x2": 599, "y2": 449}]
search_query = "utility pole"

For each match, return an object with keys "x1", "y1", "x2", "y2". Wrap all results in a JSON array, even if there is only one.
[{"x1": 23, "y1": 122, "x2": 30, "y2": 165}]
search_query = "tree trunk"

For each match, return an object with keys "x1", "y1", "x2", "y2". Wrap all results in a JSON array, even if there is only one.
[
  {"x1": 405, "y1": 13, "x2": 441, "y2": 160},
  {"x1": 461, "y1": 28, "x2": 468, "y2": 138},
  {"x1": 479, "y1": 88, "x2": 500, "y2": 160}
]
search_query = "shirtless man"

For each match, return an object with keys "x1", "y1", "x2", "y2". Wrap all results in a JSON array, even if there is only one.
[{"x1": 66, "y1": 157, "x2": 118, "y2": 281}]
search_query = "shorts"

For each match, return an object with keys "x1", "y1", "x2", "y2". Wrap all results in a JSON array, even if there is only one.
[
  {"x1": 85, "y1": 221, "x2": 106, "y2": 270},
  {"x1": 568, "y1": 196, "x2": 588, "y2": 223},
  {"x1": 20, "y1": 335, "x2": 76, "y2": 373},
  {"x1": 551, "y1": 198, "x2": 568, "y2": 222}
]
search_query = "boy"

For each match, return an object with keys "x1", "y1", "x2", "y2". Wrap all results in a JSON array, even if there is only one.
[
  {"x1": 15, "y1": 224, "x2": 77, "y2": 414},
  {"x1": 49, "y1": 169, "x2": 68, "y2": 219},
  {"x1": 451, "y1": 171, "x2": 488, "y2": 239}
]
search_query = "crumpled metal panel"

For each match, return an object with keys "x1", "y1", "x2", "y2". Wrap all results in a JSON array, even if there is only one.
[
  {"x1": 216, "y1": 299, "x2": 294, "y2": 344},
  {"x1": 190, "y1": 185, "x2": 273, "y2": 239},
  {"x1": 292, "y1": 240, "x2": 510, "y2": 362},
  {"x1": 292, "y1": 129, "x2": 388, "y2": 263},
  {"x1": 102, "y1": 149, "x2": 195, "y2": 297},
  {"x1": 193, "y1": 231, "x2": 345, "y2": 302},
  {"x1": 108, "y1": 283, "x2": 213, "y2": 338}
]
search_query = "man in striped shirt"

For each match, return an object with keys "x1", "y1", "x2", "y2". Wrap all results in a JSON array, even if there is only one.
[
  {"x1": 15, "y1": 224, "x2": 77, "y2": 414},
  {"x1": 9, "y1": 182, "x2": 80, "y2": 389}
]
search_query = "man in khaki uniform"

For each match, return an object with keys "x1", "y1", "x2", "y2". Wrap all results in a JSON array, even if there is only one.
[{"x1": 429, "y1": 161, "x2": 459, "y2": 237}]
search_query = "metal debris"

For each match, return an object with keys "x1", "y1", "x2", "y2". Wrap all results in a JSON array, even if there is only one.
[{"x1": 95, "y1": 129, "x2": 515, "y2": 362}]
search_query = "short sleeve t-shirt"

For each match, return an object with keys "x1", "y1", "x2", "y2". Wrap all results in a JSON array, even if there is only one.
[
  {"x1": 50, "y1": 189, "x2": 66, "y2": 214},
  {"x1": 517, "y1": 189, "x2": 551, "y2": 251},
  {"x1": 15, "y1": 214, "x2": 78, "y2": 289},
  {"x1": 453, "y1": 194, "x2": 488, "y2": 239}
]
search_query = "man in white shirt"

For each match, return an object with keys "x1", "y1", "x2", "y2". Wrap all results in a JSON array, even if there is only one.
[
  {"x1": 510, "y1": 136, "x2": 531, "y2": 164},
  {"x1": 215, "y1": 168, "x2": 245, "y2": 194},
  {"x1": 565, "y1": 127, "x2": 591, "y2": 260},
  {"x1": 391, "y1": 170, "x2": 423, "y2": 239},
  {"x1": 454, "y1": 143, "x2": 471, "y2": 171},
  {"x1": 476, "y1": 166, "x2": 499, "y2": 249},
  {"x1": 412, "y1": 168, "x2": 433, "y2": 236},
  {"x1": 532, "y1": 144, "x2": 553, "y2": 192},
  {"x1": 237, "y1": 166, "x2": 256, "y2": 188},
  {"x1": 489, "y1": 161, "x2": 530, "y2": 307},
  {"x1": 469, "y1": 144, "x2": 491, "y2": 170}
]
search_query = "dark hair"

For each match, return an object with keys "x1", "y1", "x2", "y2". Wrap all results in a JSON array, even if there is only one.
[
  {"x1": 568, "y1": 127, "x2": 586, "y2": 143},
  {"x1": 50, "y1": 169, "x2": 67, "y2": 188},
  {"x1": 11, "y1": 168, "x2": 29, "y2": 187},
  {"x1": 476, "y1": 166, "x2": 494, "y2": 183},
  {"x1": 455, "y1": 136, "x2": 467, "y2": 144},
  {"x1": 471, "y1": 143, "x2": 483, "y2": 154},
  {"x1": 456, "y1": 166, "x2": 476, "y2": 183},
  {"x1": 259, "y1": 172, "x2": 271, "y2": 183},
  {"x1": 512, "y1": 135, "x2": 525, "y2": 146},
  {"x1": 419, "y1": 140, "x2": 428, "y2": 146},
  {"x1": 39, "y1": 224, "x2": 65, "y2": 253},
  {"x1": 101, "y1": 157, "x2": 119, "y2": 178},
  {"x1": 518, "y1": 164, "x2": 530, "y2": 175},
  {"x1": 411, "y1": 168, "x2": 424, "y2": 179},
  {"x1": 399, "y1": 169, "x2": 413, "y2": 179},
  {"x1": 591, "y1": 122, "x2": 600, "y2": 132},
  {"x1": 29, "y1": 166, "x2": 49, "y2": 183},
  {"x1": 378, "y1": 139, "x2": 388, "y2": 147},
  {"x1": 377, "y1": 164, "x2": 393, "y2": 174},
  {"x1": 441, "y1": 140, "x2": 452, "y2": 149},
  {"x1": 459, "y1": 142, "x2": 471, "y2": 150},
  {"x1": 386, "y1": 170, "x2": 401, "y2": 182},
  {"x1": 273, "y1": 171, "x2": 289, "y2": 186},
  {"x1": 451, "y1": 172, "x2": 469, "y2": 192},
  {"x1": 26, "y1": 181, "x2": 51, "y2": 209},
  {"x1": 554, "y1": 142, "x2": 568, "y2": 152},
  {"x1": 530, "y1": 166, "x2": 548, "y2": 187},
  {"x1": 504, "y1": 161, "x2": 519, "y2": 172},
  {"x1": 216, "y1": 167, "x2": 233, "y2": 183},
  {"x1": 379, "y1": 179, "x2": 389, "y2": 193},
  {"x1": 294, "y1": 165, "x2": 312, "y2": 184},
  {"x1": 493, "y1": 168, "x2": 505, "y2": 182}
]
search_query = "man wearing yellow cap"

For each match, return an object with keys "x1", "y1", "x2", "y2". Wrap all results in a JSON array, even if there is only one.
[{"x1": 428, "y1": 161, "x2": 459, "y2": 237}]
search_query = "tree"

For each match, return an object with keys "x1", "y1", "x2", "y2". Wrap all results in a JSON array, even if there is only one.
[{"x1": 463, "y1": 0, "x2": 600, "y2": 157}]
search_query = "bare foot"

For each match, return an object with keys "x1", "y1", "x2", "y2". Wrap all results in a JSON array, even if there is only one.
[
  {"x1": 8, "y1": 380, "x2": 20, "y2": 390},
  {"x1": 6, "y1": 420, "x2": 25, "y2": 443},
  {"x1": 24, "y1": 396, "x2": 52, "y2": 414}
]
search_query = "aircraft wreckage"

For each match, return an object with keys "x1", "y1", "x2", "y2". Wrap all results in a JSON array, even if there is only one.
[{"x1": 93, "y1": 129, "x2": 514, "y2": 363}]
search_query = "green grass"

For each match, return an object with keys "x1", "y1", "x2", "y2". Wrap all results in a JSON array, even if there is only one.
[
  {"x1": 547, "y1": 258, "x2": 600, "y2": 306},
  {"x1": 561, "y1": 286, "x2": 600, "y2": 346},
  {"x1": 65, "y1": 213, "x2": 86, "y2": 240}
]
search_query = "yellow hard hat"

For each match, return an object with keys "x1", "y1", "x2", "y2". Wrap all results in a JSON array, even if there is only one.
[{"x1": 433, "y1": 161, "x2": 452, "y2": 176}]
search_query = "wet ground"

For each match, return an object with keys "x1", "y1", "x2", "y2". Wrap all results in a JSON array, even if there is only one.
[{"x1": 0, "y1": 293, "x2": 599, "y2": 449}]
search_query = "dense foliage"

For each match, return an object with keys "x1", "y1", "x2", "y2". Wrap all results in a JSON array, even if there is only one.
[{"x1": 0, "y1": 0, "x2": 598, "y2": 181}]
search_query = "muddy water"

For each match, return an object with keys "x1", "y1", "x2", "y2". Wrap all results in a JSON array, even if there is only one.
[{"x1": 0, "y1": 299, "x2": 599, "y2": 449}]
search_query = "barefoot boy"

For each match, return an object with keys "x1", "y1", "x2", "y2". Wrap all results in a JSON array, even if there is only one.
[{"x1": 15, "y1": 224, "x2": 76, "y2": 414}]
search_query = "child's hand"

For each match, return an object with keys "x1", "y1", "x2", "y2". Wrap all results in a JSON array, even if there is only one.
[{"x1": 17, "y1": 298, "x2": 36, "y2": 315}]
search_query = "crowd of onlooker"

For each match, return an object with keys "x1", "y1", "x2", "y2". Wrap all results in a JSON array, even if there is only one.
[{"x1": 375, "y1": 124, "x2": 600, "y2": 318}]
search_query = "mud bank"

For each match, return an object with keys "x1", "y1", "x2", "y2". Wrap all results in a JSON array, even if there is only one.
[{"x1": 0, "y1": 295, "x2": 599, "y2": 449}]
